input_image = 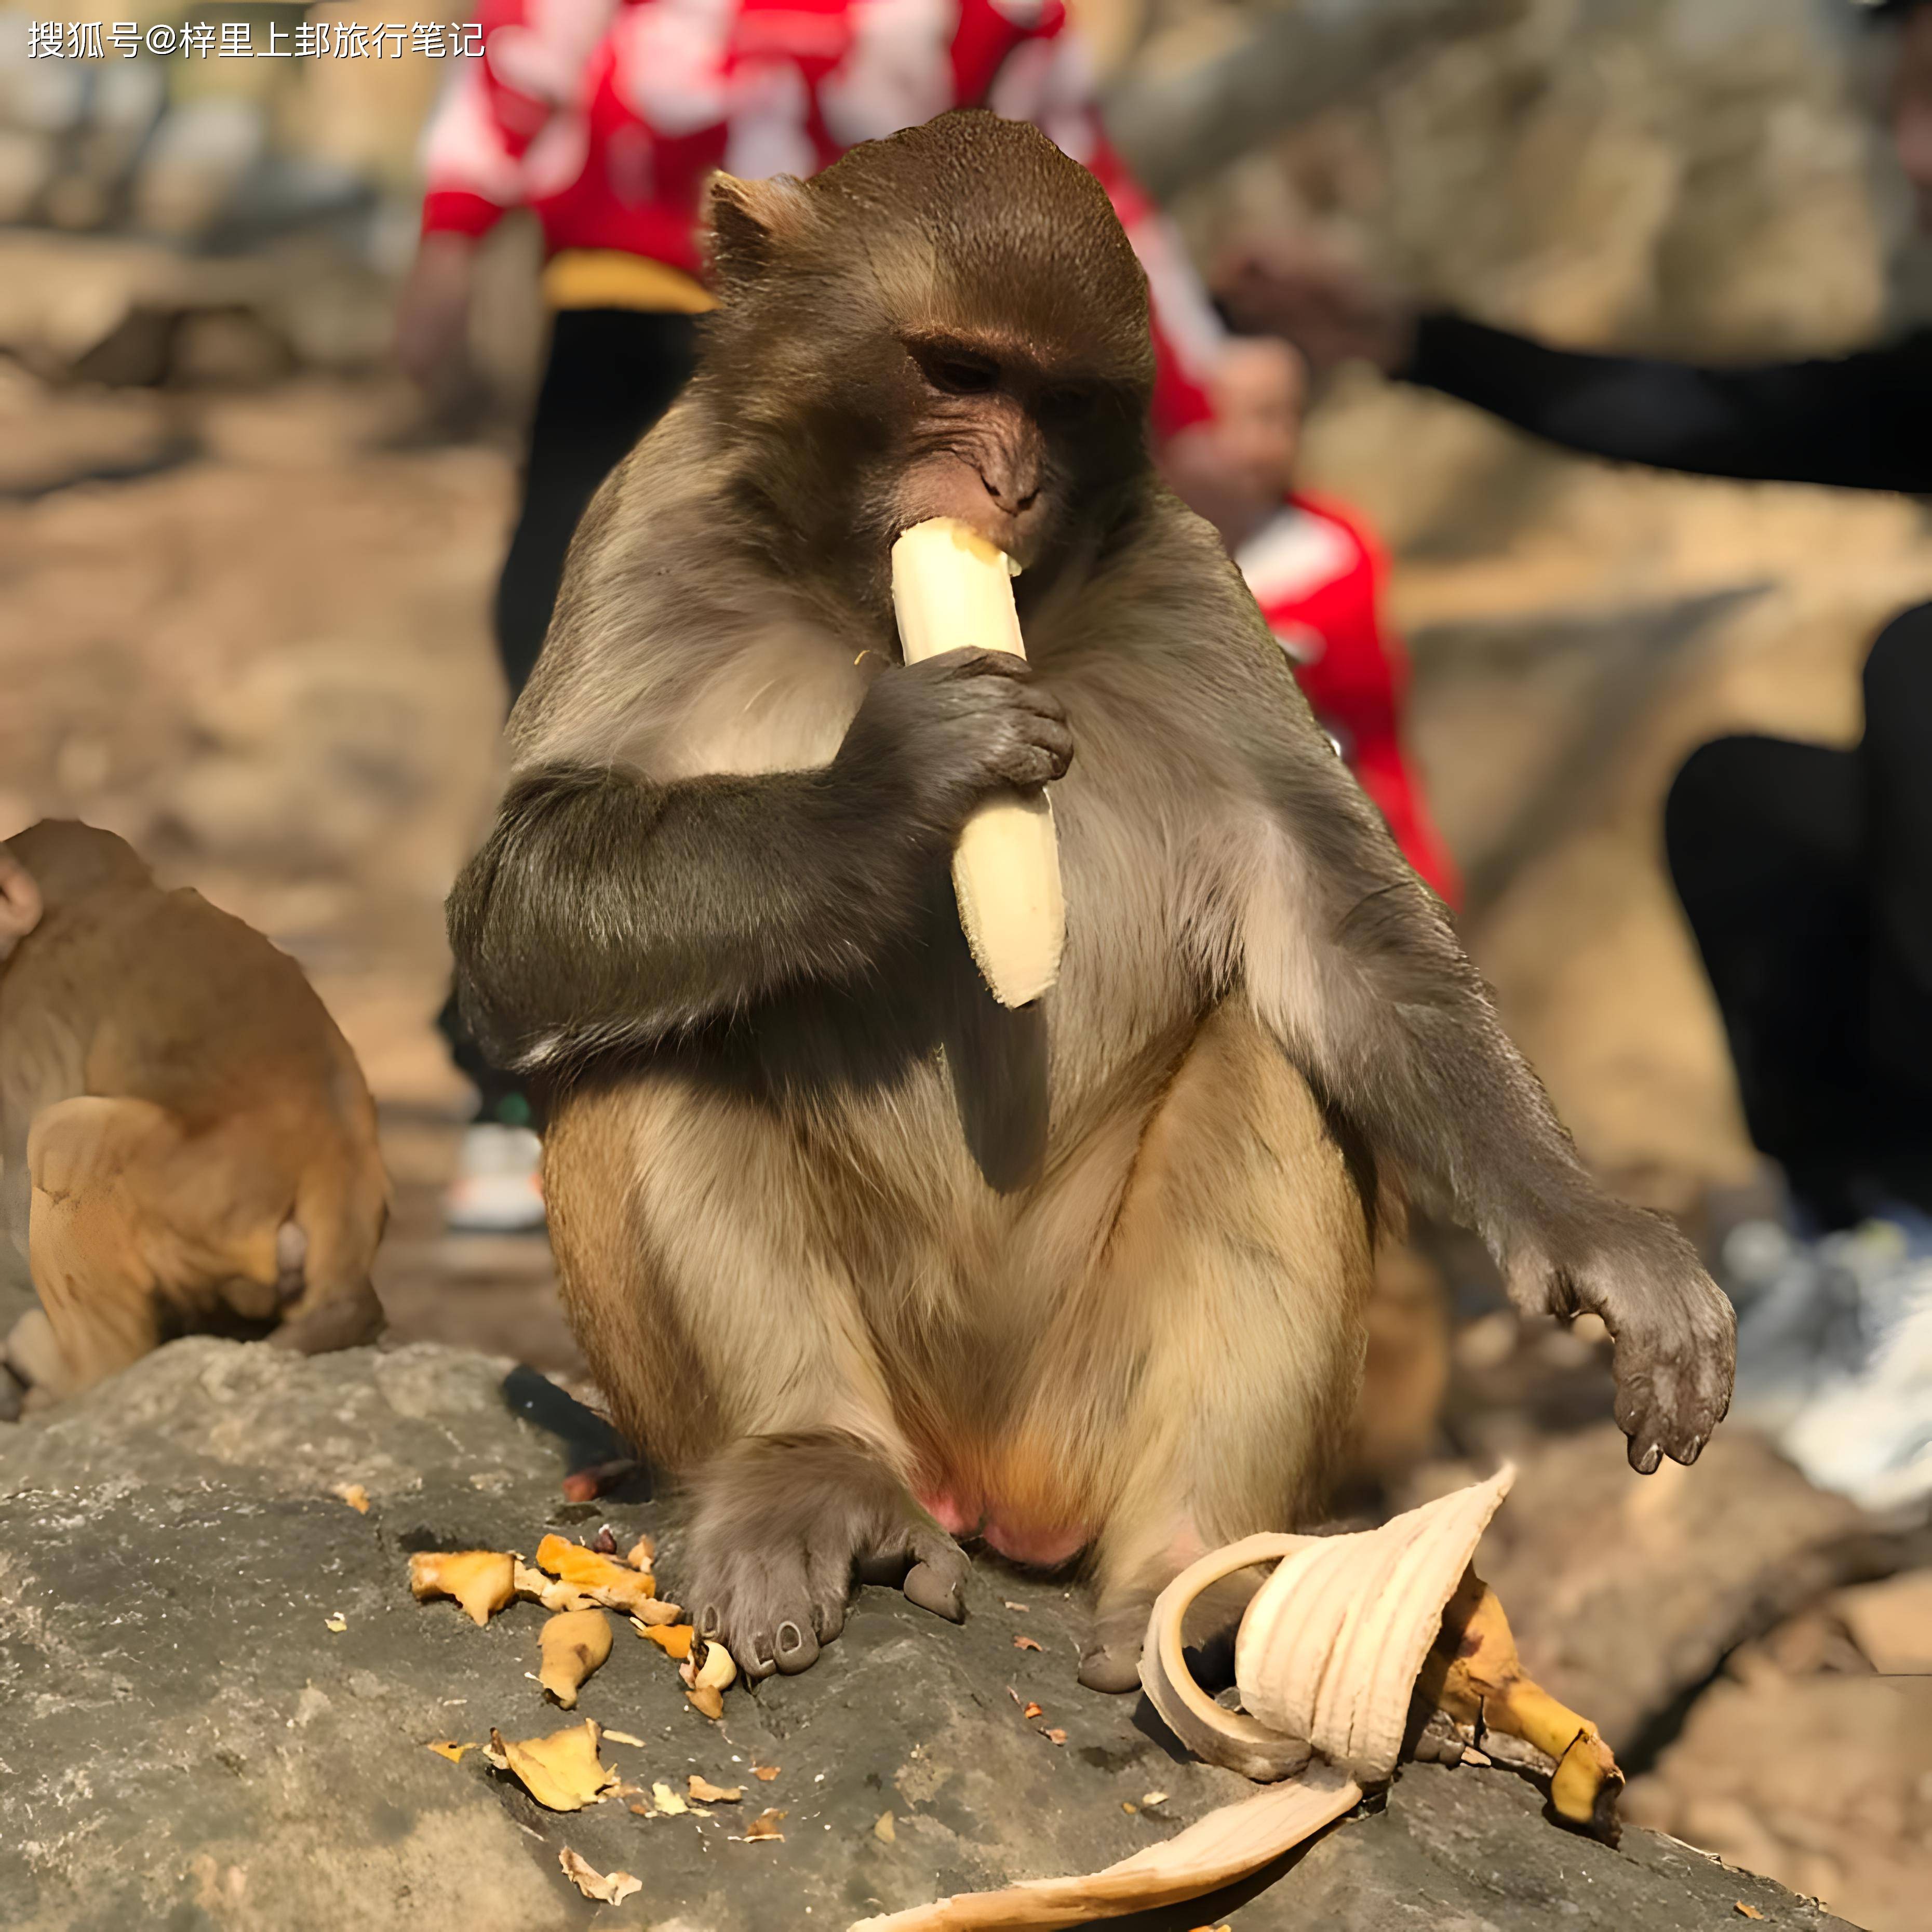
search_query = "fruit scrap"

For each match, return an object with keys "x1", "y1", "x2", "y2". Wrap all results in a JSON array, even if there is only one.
[
  {"x1": 330, "y1": 1483, "x2": 371, "y2": 1513},
  {"x1": 745, "y1": 1808, "x2": 786, "y2": 1841},
  {"x1": 689, "y1": 1775, "x2": 742, "y2": 1803},
  {"x1": 1013, "y1": 1635, "x2": 1042, "y2": 1652},
  {"x1": 513, "y1": 1560, "x2": 595, "y2": 1614},
  {"x1": 651, "y1": 1780, "x2": 690, "y2": 1816},
  {"x1": 680, "y1": 1635, "x2": 737, "y2": 1720},
  {"x1": 538, "y1": 1608, "x2": 612, "y2": 1709},
  {"x1": 534, "y1": 1533, "x2": 675, "y2": 1616},
  {"x1": 875, "y1": 1812, "x2": 896, "y2": 1843},
  {"x1": 427, "y1": 1741, "x2": 474, "y2": 1763},
  {"x1": 409, "y1": 1550, "x2": 517, "y2": 1627},
  {"x1": 1417, "y1": 1568, "x2": 1624, "y2": 1841},
  {"x1": 558, "y1": 1847, "x2": 640, "y2": 1906},
  {"x1": 489, "y1": 1720, "x2": 618, "y2": 1812},
  {"x1": 752, "y1": 1764, "x2": 780, "y2": 1781},
  {"x1": 626, "y1": 1534, "x2": 655, "y2": 1574},
  {"x1": 1022, "y1": 1703, "x2": 1043, "y2": 1720},
  {"x1": 635, "y1": 1619, "x2": 695, "y2": 1659}
]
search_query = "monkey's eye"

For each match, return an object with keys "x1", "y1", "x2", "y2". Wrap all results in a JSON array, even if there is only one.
[{"x1": 913, "y1": 345, "x2": 999, "y2": 396}]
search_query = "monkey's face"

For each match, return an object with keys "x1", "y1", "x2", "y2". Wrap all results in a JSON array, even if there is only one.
[
  {"x1": 700, "y1": 114, "x2": 1157, "y2": 599},
  {"x1": 871, "y1": 330, "x2": 1142, "y2": 572}
]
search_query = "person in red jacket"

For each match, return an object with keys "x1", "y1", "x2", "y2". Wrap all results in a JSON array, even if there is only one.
[
  {"x1": 401, "y1": 0, "x2": 1222, "y2": 696},
  {"x1": 1169, "y1": 334, "x2": 1459, "y2": 905},
  {"x1": 398, "y1": 0, "x2": 1229, "y2": 1230}
]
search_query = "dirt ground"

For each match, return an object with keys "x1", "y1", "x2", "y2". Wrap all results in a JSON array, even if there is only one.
[{"x1": 5, "y1": 364, "x2": 1930, "y2": 1929}]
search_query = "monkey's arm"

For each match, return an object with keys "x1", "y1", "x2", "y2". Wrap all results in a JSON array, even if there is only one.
[
  {"x1": 449, "y1": 761, "x2": 924, "y2": 1071},
  {"x1": 450, "y1": 651, "x2": 1072, "y2": 1072},
  {"x1": 1227, "y1": 668, "x2": 1734, "y2": 1473}
]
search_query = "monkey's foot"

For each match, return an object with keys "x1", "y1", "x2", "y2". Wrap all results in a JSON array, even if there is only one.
[
  {"x1": 1078, "y1": 1594, "x2": 1155, "y2": 1695},
  {"x1": 682, "y1": 1431, "x2": 970, "y2": 1680}
]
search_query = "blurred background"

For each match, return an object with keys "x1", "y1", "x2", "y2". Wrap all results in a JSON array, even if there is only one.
[{"x1": 2, "y1": 3, "x2": 1929, "y2": 1924}]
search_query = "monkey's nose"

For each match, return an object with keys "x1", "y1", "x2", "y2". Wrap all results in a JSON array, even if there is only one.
[{"x1": 977, "y1": 462, "x2": 1040, "y2": 515}]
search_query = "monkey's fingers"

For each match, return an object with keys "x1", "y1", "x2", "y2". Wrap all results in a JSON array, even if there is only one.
[
  {"x1": 1606, "y1": 1294, "x2": 1736, "y2": 1472},
  {"x1": 923, "y1": 646, "x2": 1035, "y2": 683}
]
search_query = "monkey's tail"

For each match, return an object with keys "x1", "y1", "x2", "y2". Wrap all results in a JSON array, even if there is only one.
[{"x1": 0, "y1": 844, "x2": 45, "y2": 962}]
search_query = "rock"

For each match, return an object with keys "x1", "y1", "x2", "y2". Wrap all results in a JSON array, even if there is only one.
[
  {"x1": 1473, "y1": 1421, "x2": 1915, "y2": 1754},
  {"x1": 1830, "y1": 1570, "x2": 1932, "y2": 1676},
  {"x1": 1626, "y1": 1619, "x2": 1932, "y2": 1932},
  {"x1": 0, "y1": 1340, "x2": 1855, "y2": 1930}
]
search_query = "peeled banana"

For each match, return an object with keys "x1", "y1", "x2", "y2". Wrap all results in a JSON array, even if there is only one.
[{"x1": 890, "y1": 517, "x2": 1065, "y2": 1009}]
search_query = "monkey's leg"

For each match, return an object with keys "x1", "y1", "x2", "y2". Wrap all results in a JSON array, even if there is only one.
[
  {"x1": 542, "y1": 1082, "x2": 971, "y2": 1680},
  {"x1": 25, "y1": 1097, "x2": 175, "y2": 1393},
  {"x1": 1015, "y1": 1005, "x2": 1375, "y2": 1692}
]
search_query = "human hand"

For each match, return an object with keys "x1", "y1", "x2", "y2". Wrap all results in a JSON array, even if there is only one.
[
  {"x1": 394, "y1": 232, "x2": 480, "y2": 390},
  {"x1": 1215, "y1": 233, "x2": 1416, "y2": 376}
]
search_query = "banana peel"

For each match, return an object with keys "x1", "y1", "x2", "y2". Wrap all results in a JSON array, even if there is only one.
[
  {"x1": 539, "y1": 1608, "x2": 612, "y2": 1709},
  {"x1": 636, "y1": 1618, "x2": 695, "y2": 1659},
  {"x1": 409, "y1": 1550, "x2": 517, "y2": 1627},
  {"x1": 1417, "y1": 1567, "x2": 1624, "y2": 1841},
  {"x1": 680, "y1": 1634, "x2": 737, "y2": 1720},
  {"x1": 856, "y1": 1464, "x2": 1625, "y2": 1931},
  {"x1": 488, "y1": 1719, "x2": 617, "y2": 1812},
  {"x1": 534, "y1": 1534, "x2": 678, "y2": 1619}
]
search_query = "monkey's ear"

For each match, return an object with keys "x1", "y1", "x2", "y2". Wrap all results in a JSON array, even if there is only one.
[{"x1": 705, "y1": 172, "x2": 812, "y2": 287}]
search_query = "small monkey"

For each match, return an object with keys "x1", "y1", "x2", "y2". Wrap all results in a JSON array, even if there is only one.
[
  {"x1": 0, "y1": 821, "x2": 388, "y2": 1399},
  {"x1": 449, "y1": 113, "x2": 1734, "y2": 1690}
]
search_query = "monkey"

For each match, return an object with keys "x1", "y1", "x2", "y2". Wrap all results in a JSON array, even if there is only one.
[
  {"x1": 0, "y1": 821, "x2": 388, "y2": 1401},
  {"x1": 447, "y1": 111, "x2": 1735, "y2": 1692}
]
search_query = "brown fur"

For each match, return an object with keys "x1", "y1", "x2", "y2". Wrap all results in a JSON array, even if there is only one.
[
  {"x1": 447, "y1": 113, "x2": 1733, "y2": 1687},
  {"x1": 0, "y1": 821, "x2": 387, "y2": 1398}
]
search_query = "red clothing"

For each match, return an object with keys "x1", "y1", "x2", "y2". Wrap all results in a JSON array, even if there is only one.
[
  {"x1": 1236, "y1": 491, "x2": 1460, "y2": 905},
  {"x1": 418, "y1": 0, "x2": 1220, "y2": 438}
]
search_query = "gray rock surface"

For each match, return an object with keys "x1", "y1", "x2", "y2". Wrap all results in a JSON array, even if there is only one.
[
  {"x1": 1480, "y1": 1421, "x2": 1914, "y2": 1753},
  {"x1": 0, "y1": 1340, "x2": 1857, "y2": 1931}
]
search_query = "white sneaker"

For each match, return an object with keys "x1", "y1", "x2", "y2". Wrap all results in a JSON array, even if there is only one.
[
  {"x1": 1725, "y1": 1210, "x2": 1932, "y2": 1510},
  {"x1": 444, "y1": 1123, "x2": 547, "y2": 1236}
]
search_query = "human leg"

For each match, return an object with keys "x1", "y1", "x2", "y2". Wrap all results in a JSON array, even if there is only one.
[
  {"x1": 440, "y1": 308, "x2": 703, "y2": 1222},
  {"x1": 1665, "y1": 732, "x2": 1866, "y2": 1227}
]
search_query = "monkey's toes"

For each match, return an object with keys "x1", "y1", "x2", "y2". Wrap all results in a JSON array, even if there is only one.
[
  {"x1": 695, "y1": 1571, "x2": 827, "y2": 1681},
  {"x1": 1078, "y1": 1600, "x2": 1151, "y2": 1694},
  {"x1": 1076, "y1": 1643, "x2": 1142, "y2": 1695},
  {"x1": 903, "y1": 1549, "x2": 968, "y2": 1623}
]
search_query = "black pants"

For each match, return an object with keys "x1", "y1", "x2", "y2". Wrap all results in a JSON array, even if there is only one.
[
  {"x1": 440, "y1": 307, "x2": 702, "y2": 1120},
  {"x1": 1665, "y1": 605, "x2": 1932, "y2": 1228}
]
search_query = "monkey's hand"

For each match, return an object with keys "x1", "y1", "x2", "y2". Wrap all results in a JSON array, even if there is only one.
[
  {"x1": 835, "y1": 648, "x2": 1072, "y2": 845},
  {"x1": 1510, "y1": 1205, "x2": 1736, "y2": 1474}
]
